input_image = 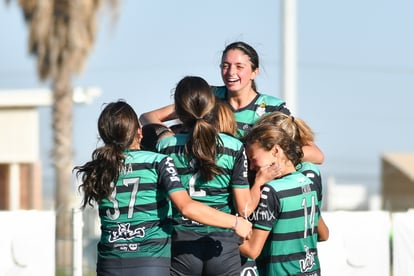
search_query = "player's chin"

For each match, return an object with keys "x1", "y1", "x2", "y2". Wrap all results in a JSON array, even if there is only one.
[{"x1": 225, "y1": 81, "x2": 239, "y2": 90}]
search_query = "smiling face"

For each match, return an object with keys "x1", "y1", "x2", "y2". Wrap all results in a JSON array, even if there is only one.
[
  {"x1": 245, "y1": 142, "x2": 276, "y2": 172},
  {"x1": 220, "y1": 49, "x2": 258, "y2": 94}
]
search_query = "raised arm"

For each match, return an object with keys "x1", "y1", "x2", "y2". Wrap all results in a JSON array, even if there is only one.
[
  {"x1": 248, "y1": 162, "x2": 282, "y2": 214},
  {"x1": 302, "y1": 142, "x2": 324, "y2": 164},
  {"x1": 139, "y1": 104, "x2": 176, "y2": 126},
  {"x1": 235, "y1": 163, "x2": 282, "y2": 218}
]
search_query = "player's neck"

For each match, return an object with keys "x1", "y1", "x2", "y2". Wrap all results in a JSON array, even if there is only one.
[{"x1": 227, "y1": 88, "x2": 257, "y2": 110}]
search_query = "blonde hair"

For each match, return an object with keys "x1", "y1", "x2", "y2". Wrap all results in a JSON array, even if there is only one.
[
  {"x1": 256, "y1": 112, "x2": 315, "y2": 146},
  {"x1": 215, "y1": 99, "x2": 237, "y2": 136},
  {"x1": 243, "y1": 123, "x2": 303, "y2": 167}
]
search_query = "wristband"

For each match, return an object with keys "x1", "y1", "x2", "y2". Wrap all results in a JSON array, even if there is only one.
[{"x1": 231, "y1": 214, "x2": 239, "y2": 231}]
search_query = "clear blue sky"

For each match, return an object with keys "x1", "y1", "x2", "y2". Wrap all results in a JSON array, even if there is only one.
[{"x1": 1, "y1": 0, "x2": 413, "y2": 203}]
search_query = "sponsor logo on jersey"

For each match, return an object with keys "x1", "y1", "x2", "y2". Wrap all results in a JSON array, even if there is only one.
[
  {"x1": 300, "y1": 245, "x2": 316, "y2": 273},
  {"x1": 114, "y1": 243, "x2": 140, "y2": 252},
  {"x1": 109, "y1": 222, "x2": 146, "y2": 242},
  {"x1": 248, "y1": 202, "x2": 276, "y2": 222},
  {"x1": 165, "y1": 157, "x2": 181, "y2": 182}
]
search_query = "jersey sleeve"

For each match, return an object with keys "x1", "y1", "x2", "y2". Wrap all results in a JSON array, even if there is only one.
[
  {"x1": 258, "y1": 94, "x2": 291, "y2": 116},
  {"x1": 298, "y1": 162, "x2": 323, "y2": 205},
  {"x1": 302, "y1": 170, "x2": 322, "y2": 203},
  {"x1": 230, "y1": 147, "x2": 249, "y2": 189},
  {"x1": 251, "y1": 185, "x2": 280, "y2": 231},
  {"x1": 157, "y1": 156, "x2": 186, "y2": 194}
]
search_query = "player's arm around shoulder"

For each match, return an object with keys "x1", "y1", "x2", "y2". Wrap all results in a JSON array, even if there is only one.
[{"x1": 169, "y1": 190, "x2": 252, "y2": 239}]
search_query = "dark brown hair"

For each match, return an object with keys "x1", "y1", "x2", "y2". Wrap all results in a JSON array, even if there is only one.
[
  {"x1": 74, "y1": 100, "x2": 139, "y2": 208},
  {"x1": 174, "y1": 76, "x2": 223, "y2": 181}
]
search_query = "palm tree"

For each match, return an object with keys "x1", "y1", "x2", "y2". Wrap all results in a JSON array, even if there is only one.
[{"x1": 7, "y1": 0, "x2": 119, "y2": 272}]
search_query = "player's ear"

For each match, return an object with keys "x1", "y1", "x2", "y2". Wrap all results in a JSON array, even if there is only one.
[
  {"x1": 250, "y1": 67, "x2": 259, "y2": 80},
  {"x1": 272, "y1": 145, "x2": 278, "y2": 157},
  {"x1": 137, "y1": 128, "x2": 143, "y2": 140}
]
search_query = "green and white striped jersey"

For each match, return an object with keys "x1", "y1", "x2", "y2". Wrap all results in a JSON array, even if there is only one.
[
  {"x1": 251, "y1": 171, "x2": 322, "y2": 276},
  {"x1": 212, "y1": 86, "x2": 290, "y2": 139},
  {"x1": 156, "y1": 132, "x2": 249, "y2": 238},
  {"x1": 97, "y1": 149, "x2": 185, "y2": 268}
]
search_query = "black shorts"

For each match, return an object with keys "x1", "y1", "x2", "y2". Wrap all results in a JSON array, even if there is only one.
[
  {"x1": 96, "y1": 255, "x2": 170, "y2": 276},
  {"x1": 97, "y1": 265, "x2": 170, "y2": 276},
  {"x1": 170, "y1": 235, "x2": 241, "y2": 276}
]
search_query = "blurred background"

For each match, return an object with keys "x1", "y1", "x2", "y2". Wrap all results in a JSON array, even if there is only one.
[
  {"x1": 2, "y1": 0, "x2": 413, "y2": 209},
  {"x1": 1, "y1": 0, "x2": 413, "y2": 275}
]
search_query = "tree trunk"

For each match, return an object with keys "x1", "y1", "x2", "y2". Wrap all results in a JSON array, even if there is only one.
[{"x1": 53, "y1": 65, "x2": 74, "y2": 272}]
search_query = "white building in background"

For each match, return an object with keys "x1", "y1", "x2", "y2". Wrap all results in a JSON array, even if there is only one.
[
  {"x1": 0, "y1": 88, "x2": 100, "y2": 275},
  {"x1": 381, "y1": 152, "x2": 414, "y2": 211},
  {"x1": 0, "y1": 88, "x2": 101, "y2": 210}
]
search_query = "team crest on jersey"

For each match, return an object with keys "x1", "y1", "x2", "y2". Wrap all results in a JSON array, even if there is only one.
[
  {"x1": 256, "y1": 102, "x2": 266, "y2": 117},
  {"x1": 300, "y1": 245, "x2": 316, "y2": 273},
  {"x1": 109, "y1": 222, "x2": 146, "y2": 242},
  {"x1": 242, "y1": 124, "x2": 250, "y2": 132}
]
